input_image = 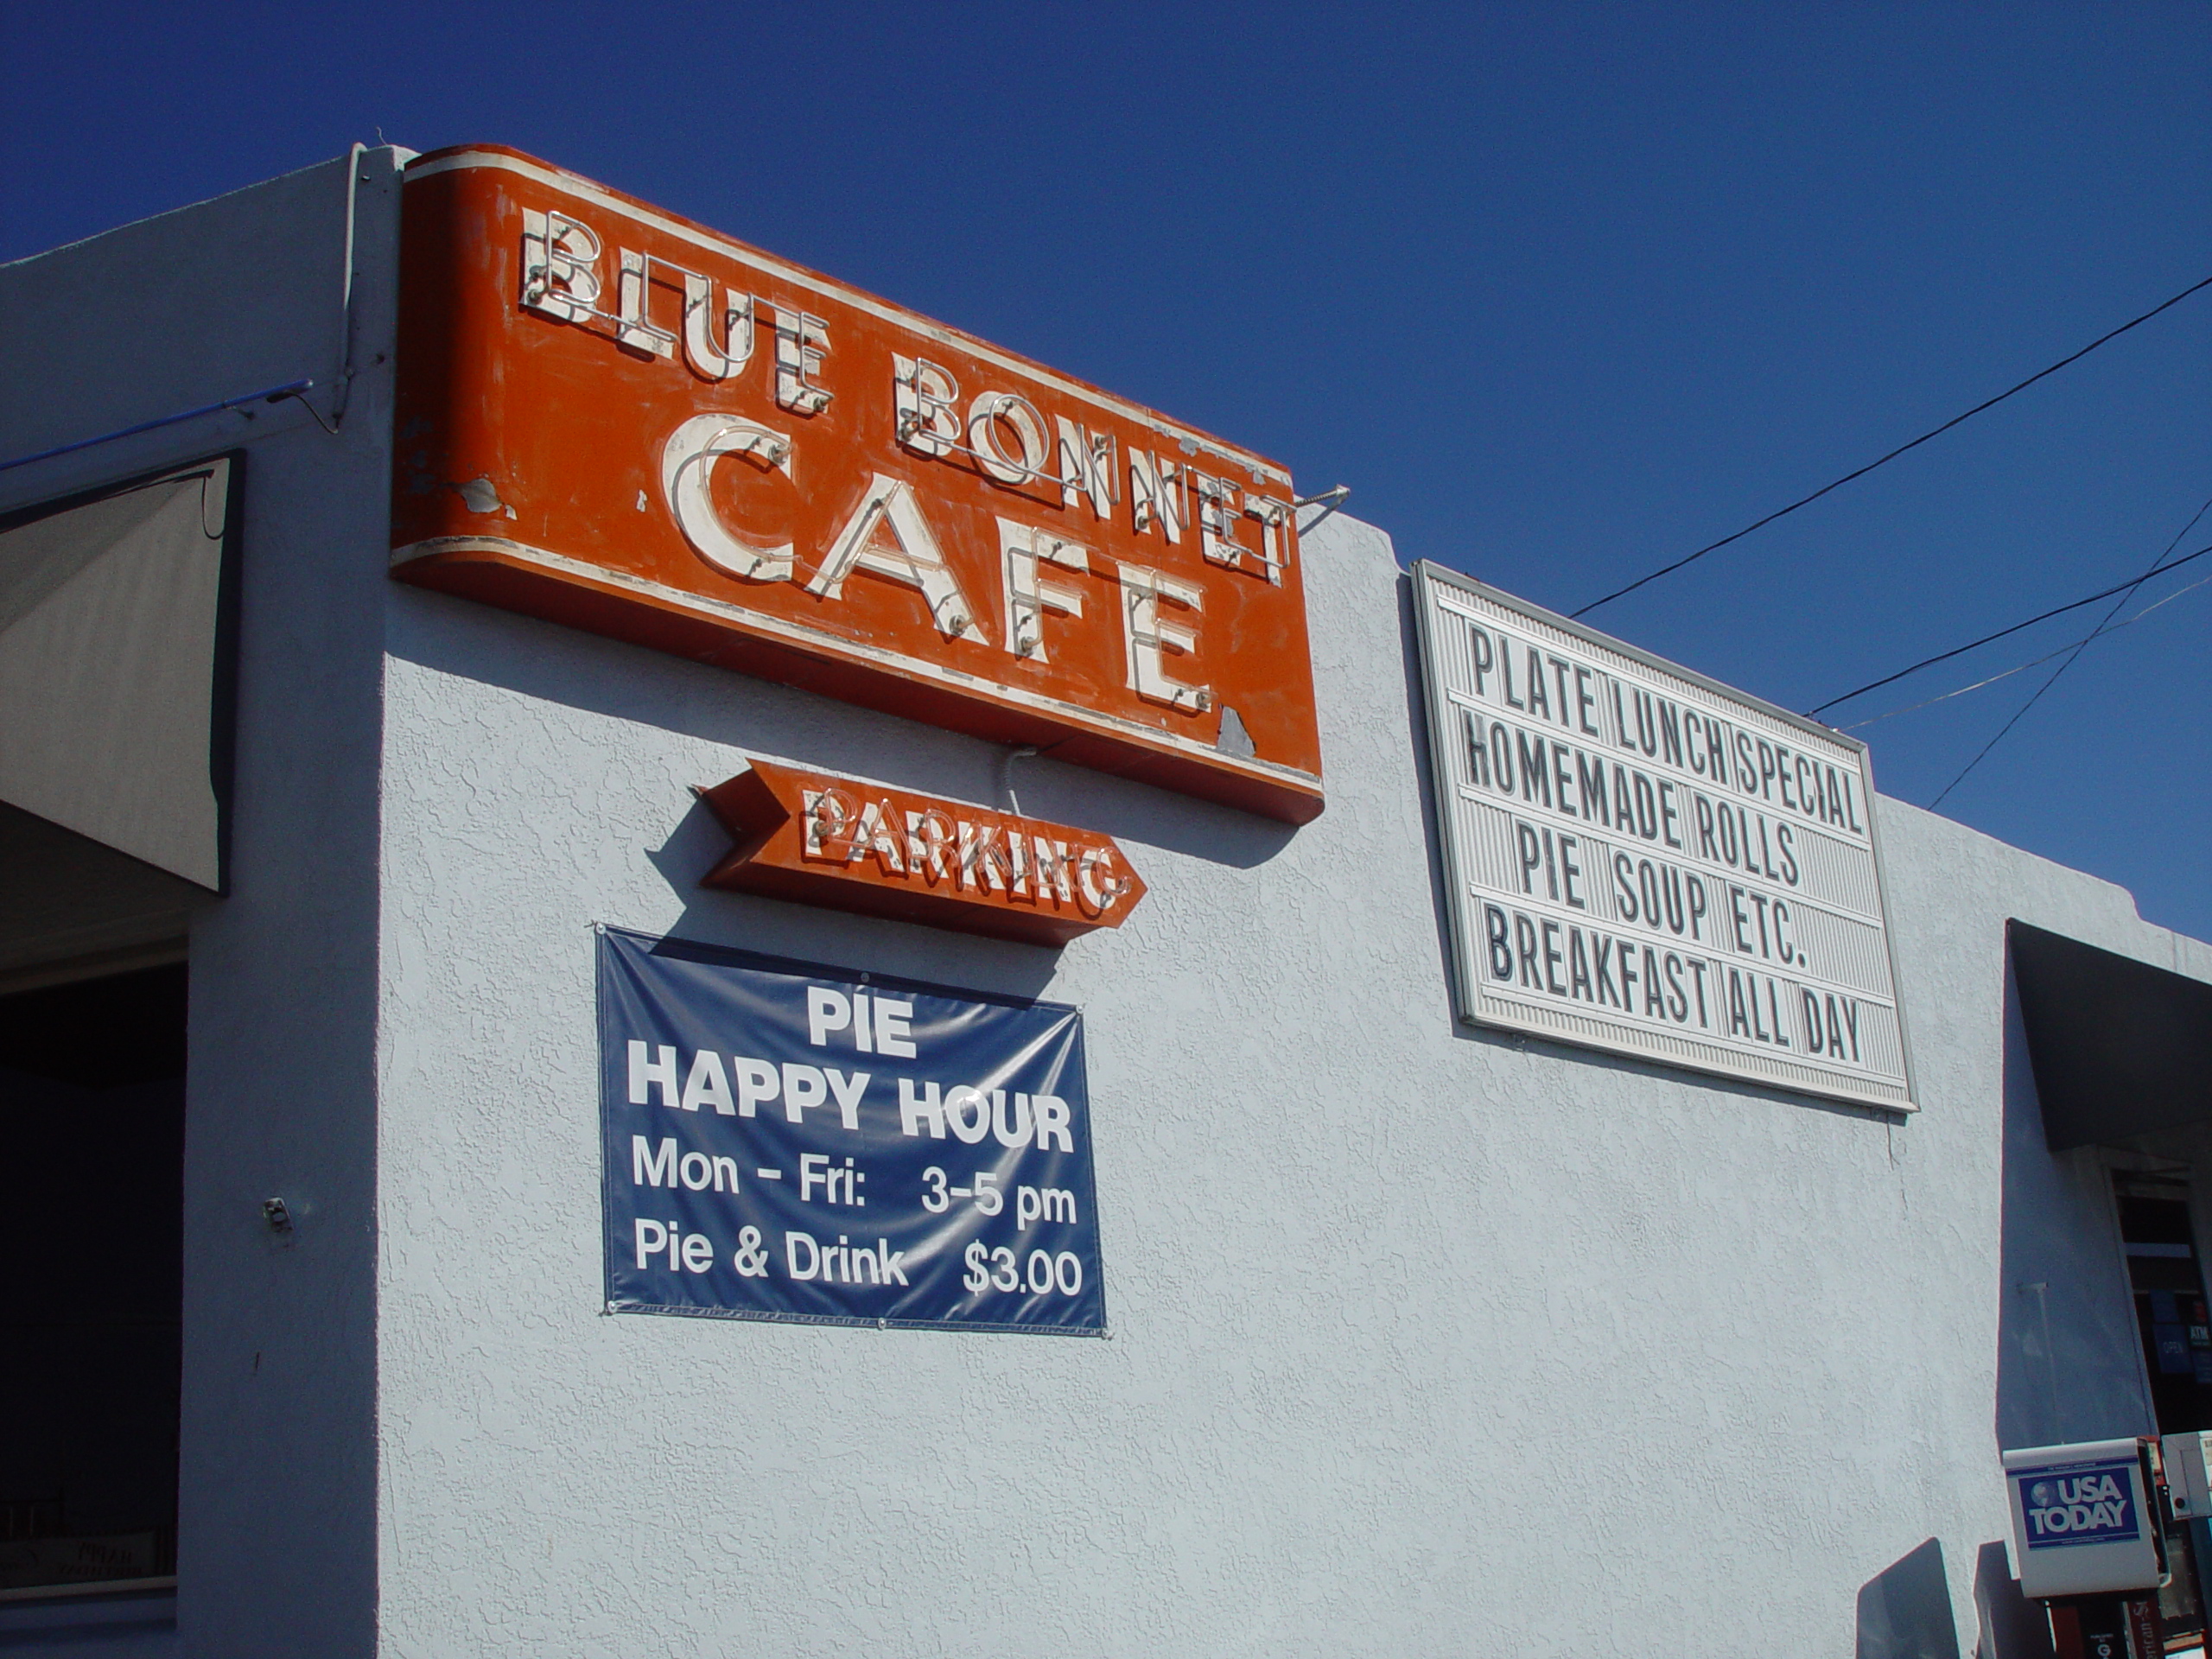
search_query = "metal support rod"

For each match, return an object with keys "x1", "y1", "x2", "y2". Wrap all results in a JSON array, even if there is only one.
[
  {"x1": 1000, "y1": 746, "x2": 1040, "y2": 817},
  {"x1": 1294, "y1": 483, "x2": 1351, "y2": 535}
]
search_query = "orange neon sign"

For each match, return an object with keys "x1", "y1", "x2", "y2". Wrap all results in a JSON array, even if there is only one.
[
  {"x1": 699, "y1": 762, "x2": 1147, "y2": 948},
  {"x1": 390, "y1": 147, "x2": 1324, "y2": 823}
]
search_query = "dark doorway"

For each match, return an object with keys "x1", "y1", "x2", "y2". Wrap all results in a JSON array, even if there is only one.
[
  {"x1": 0, "y1": 963, "x2": 185, "y2": 1597},
  {"x1": 2113, "y1": 1175, "x2": 2212, "y2": 1434},
  {"x1": 2112, "y1": 1173, "x2": 2211, "y2": 1646}
]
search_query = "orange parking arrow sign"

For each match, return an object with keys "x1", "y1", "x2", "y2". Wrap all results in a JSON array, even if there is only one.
[{"x1": 699, "y1": 761, "x2": 1147, "y2": 948}]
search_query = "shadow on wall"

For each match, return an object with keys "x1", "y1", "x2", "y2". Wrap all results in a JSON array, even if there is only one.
[
  {"x1": 1859, "y1": 1539, "x2": 1961, "y2": 1659},
  {"x1": 1973, "y1": 1541, "x2": 2055, "y2": 1659},
  {"x1": 1857, "y1": 949, "x2": 2147, "y2": 1659},
  {"x1": 1855, "y1": 1537, "x2": 2054, "y2": 1659},
  {"x1": 386, "y1": 587, "x2": 1298, "y2": 872},
  {"x1": 1392, "y1": 570, "x2": 1457, "y2": 1012},
  {"x1": 1994, "y1": 963, "x2": 2152, "y2": 1452},
  {"x1": 1975, "y1": 953, "x2": 2147, "y2": 1656}
]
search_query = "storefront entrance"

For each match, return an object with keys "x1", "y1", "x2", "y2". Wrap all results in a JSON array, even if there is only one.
[
  {"x1": 2116, "y1": 1176, "x2": 2212, "y2": 1434},
  {"x1": 2114, "y1": 1172, "x2": 2212, "y2": 1649}
]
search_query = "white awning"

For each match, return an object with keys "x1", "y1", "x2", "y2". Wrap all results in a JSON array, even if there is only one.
[{"x1": 0, "y1": 458, "x2": 234, "y2": 893}]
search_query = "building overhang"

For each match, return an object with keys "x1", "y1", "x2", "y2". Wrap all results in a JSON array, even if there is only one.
[{"x1": 2012, "y1": 919, "x2": 2212, "y2": 1152}]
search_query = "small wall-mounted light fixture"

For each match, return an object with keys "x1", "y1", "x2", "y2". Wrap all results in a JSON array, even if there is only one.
[{"x1": 262, "y1": 1198, "x2": 294, "y2": 1234}]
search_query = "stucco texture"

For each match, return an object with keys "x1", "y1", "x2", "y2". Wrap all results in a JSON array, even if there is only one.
[{"x1": 375, "y1": 510, "x2": 2203, "y2": 1657}]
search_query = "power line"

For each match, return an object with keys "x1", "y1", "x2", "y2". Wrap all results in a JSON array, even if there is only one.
[
  {"x1": 1841, "y1": 569, "x2": 2212, "y2": 732},
  {"x1": 1928, "y1": 652, "x2": 2083, "y2": 810},
  {"x1": 1804, "y1": 538, "x2": 2212, "y2": 716},
  {"x1": 1928, "y1": 499, "x2": 2212, "y2": 808},
  {"x1": 1570, "y1": 272, "x2": 2212, "y2": 620}
]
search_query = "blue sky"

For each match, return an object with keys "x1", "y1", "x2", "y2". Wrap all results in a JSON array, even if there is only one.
[{"x1": 4, "y1": 3, "x2": 2206, "y2": 936}]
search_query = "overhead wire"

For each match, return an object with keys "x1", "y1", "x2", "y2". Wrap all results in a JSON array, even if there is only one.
[
  {"x1": 1926, "y1": 498, "x2": 2212, "y2": 808},
  {"x1": 1840, "y1": 569, "x2": 2212, "y2": 733},
  {"x1": 1569, "y1": 272, "x2": 2212, "y2": 620},
  {"x1": 1805, "y1": 537, "x2": 2212, "y2": 716}
]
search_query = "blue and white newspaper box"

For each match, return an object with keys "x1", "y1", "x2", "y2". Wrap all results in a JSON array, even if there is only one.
[{"x1": 2003, "y1": 1439, "x2": 2165, "y2": 1599}]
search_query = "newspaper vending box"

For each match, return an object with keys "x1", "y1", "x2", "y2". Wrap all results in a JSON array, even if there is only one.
[{"x1": 2004, "y1": 1439, "x2": 2170, "y2": 1659}]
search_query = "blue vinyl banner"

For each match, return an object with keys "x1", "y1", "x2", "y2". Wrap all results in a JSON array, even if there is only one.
[{"x1": 596, "y1": 927, "x2": 1103, "y2": 1335}]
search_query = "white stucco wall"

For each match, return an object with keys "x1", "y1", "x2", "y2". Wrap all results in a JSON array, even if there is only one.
[{"x1": 371, "y1": 501, "x2": 2211, "y2": 1658}]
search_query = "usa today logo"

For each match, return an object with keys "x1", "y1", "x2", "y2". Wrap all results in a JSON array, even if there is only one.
[{"x1": 2018, "y1": 1463, "x2": 2139, "y2": 1549}]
